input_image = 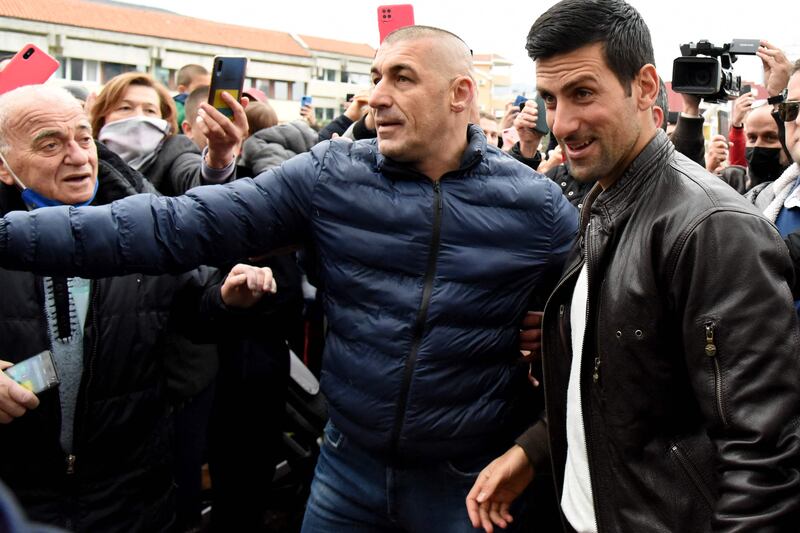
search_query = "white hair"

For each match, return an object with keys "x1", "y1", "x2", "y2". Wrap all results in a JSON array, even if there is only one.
[{"x1": 0, "y1": 85, "x2": 82, "y2": 155}]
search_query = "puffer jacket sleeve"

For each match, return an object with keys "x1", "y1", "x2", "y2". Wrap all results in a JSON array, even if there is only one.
[
  {"x1": 669, "y1": 208, "x2": 800, "y2": 529},
  {"x1": 0, "y1": 141, "x2": 330, "y2": 278}
]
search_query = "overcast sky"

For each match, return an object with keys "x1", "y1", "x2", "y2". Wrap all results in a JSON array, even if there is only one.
[{"x1": 117, "y1": 0, "x2": 800, "y2": 89}]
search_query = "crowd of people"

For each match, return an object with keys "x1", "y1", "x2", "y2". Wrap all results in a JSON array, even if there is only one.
[{"x1": 0, "y1": 0, "x2": 799, "y2": 532}]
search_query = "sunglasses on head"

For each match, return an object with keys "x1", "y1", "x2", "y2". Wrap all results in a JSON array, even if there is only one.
[{"x1": 777, "y1": 100, "x2": 800, "y2": 122}]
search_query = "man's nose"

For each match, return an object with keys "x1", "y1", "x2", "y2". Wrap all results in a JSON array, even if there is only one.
[
  {"x1": 549, "y1": 103, "x2": 578, "y2": 141},
  {"x1": 64, "y1": 140, "x2": 90, "y2": 165},
  {"x1": 368, "y1": 81, "x2": 390, "y2": 109}
]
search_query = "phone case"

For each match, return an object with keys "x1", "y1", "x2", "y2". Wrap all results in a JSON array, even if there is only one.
[
  {"x1": 377, "y1": 5, "x2": 415, "y2": 44},
  {"x1": 0, "y1": 44, "x2": 60, "y2": 96},
  {"x1": 4, "y1": 350, "x2": 60, "y2": 394},
  {"x1": 208, "y1": 56, "x2": 247, "y2": 119}
]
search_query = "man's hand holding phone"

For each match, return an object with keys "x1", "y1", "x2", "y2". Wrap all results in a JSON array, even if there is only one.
[
  {"x1": 732, "y1": 91, "x2": 754, "y2": 128},
  {"x1": 0, "y1": 360, "x2": 40, "y2": 424},
  {"x1": 513, "y1": 105, "x2": 543, "y2": 159},
  {"x1": 197, "y1": 91, "x2": 249, "y2": 169}
]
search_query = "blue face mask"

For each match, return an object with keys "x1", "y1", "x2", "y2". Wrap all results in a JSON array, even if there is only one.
[
  {"x1": 0, "y1": 152, "x2": 98, "y2": 210},
  {"x1": 20, "y1": 180, "x2": 98, "y2": 210}
]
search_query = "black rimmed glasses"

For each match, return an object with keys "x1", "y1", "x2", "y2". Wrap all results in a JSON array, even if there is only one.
[{"x1": 777, "y1": 100, "x2": 800, "y2": 122}]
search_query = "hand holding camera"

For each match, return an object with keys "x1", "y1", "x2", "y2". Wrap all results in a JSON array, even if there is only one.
[
  {"x1": 757, "y1": 40, "x2": 792, "y2": 97},
  {"x1": 732, "y1": 91, "x2": 754, "y2": 128},
  {"x1": 513, "y1": 103, "x2": 543, "y2": 158},
  {"x1": 705, "y1": 134, "x2": 729, "y2": 175},
  {"x1": 0, "y1": 360, "x2": 41, "y2": 424}
]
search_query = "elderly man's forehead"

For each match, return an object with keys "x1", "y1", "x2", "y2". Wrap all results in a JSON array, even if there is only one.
[{"x1": 9, "y1": 99, "x2": 89, "y2": 134}]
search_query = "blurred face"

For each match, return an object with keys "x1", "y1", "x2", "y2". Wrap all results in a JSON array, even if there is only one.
[
  {"x1": 745, "y1": 105, "x2": 782, "y2": 148},
  {"x1": 0, "y1": 97, "x2": 98, "y2": 204},
  {"x1": 537, "y1": 43, "x2": 645, "y2": 185},
  {"x1": 479, "y1": 117, "x2": 499, "y2": 146},
  {"x1": 369, "y1": 38, "x2": 453, "y2": 164},
  {"x1": 105, "y1": 85, "x2": 162, "y2": 124},
  {"x1": 785, "y1": 72, "x2": 800, "y2": 164}
]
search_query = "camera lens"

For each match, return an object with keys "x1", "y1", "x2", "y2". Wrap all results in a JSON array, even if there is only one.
[
  {"x1": 23, "y1": 48, "x2": 34, "y2": 59},
  {"x1": 216, "y1": 60, "x2": 223, "y2": 74}
]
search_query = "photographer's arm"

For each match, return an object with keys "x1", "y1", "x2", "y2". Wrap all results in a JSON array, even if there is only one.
[{"x1": 669, "y1": 94, "x2": 705, "y2": 166}]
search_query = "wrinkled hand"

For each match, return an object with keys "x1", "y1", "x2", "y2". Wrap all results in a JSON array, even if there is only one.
[
  {"x1": 758, "y1": 40, "x2": 792, "y2": 97},
  {"x1": 513, "y1": 104, "x2": 543, "y2": 158},
  {"x1": 221, "y1": 264, "x2": 277, "y2": 309},
  {"x1": 731, "y1": 92, "x2": 754, "y2": 127},
  {"x1": 0, "y1": 361, "x2": 39, "y2": 424},
  {"x1": 301, "y1": 104, "x2": 317, "y2": 127},
  {"x1": 344, "y1": 93, "x2": 370, "y2": 122},
  {"x1": 500, "y1": 102, "x2": 521, "y2": 131},
  {"x1": 198, "y1": 91, "x2": 249, "y2": 169},
  {"x1": 537, "y1": 145, "x2": 564, "y2": 174},
  {"x1": 466, "y1": 445, "x2": 534, "y2": 533},
  {"x1": 705, "y1": 134, "x2": 729, "y2": 174}
]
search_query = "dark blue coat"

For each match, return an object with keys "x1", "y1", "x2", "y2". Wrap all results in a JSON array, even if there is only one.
[{"x1": 1, "y1": 126, "x2": 578, "y2": 460}]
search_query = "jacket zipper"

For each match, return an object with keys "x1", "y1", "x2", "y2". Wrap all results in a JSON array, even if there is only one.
[
  {"x1": 670, "y1": 442, "x2": 714, "y2": 508},
  {"x1": 68, "y1": 281, "x2": 101, "y2": 475},
  {"x1": 389, "y1": 181, "x2": 443, "y2": 455},
  {"x1": 704, "y1": 321, "x2": 728, "y2": 427}
]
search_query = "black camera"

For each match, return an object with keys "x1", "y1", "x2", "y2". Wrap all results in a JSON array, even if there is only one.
[{"x1": 672, "y1": 39, "x2": 759, "y2": 103}]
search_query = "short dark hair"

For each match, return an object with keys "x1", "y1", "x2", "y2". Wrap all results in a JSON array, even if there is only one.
[
  {"x1": 184, "y1": 85, "x2": 209, "y2": 127},
  {"x1": 526, "y1": 0, "x2": 654, "y2": 94}
]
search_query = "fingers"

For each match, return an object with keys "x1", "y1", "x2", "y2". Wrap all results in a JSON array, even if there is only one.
[
  {"x1": 466, "y1": 476, "x2": 485, "y2": 528},
  {"x1": 522, "y1": 311, "x2": 543, "y2": 328},
  {"x1": 489, "y1": 501, "x2": 509, "y2": 530},
  {"x1": 0, "y1": 370, "x2": 38, "y2": 423}
]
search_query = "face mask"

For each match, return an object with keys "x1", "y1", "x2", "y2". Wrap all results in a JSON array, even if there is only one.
[
  {"x1": 98, "y1": 116, "x2": 169, "y2": 170},
  {"x1": 745, "y1": 146, "x2": 789, "y2": 187},
  {"x1": 0, "y1": 152, "x2": 98, "y2": 210}
]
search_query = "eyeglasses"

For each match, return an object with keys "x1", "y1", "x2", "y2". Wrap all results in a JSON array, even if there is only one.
[{"x1": 777, "y1": 100, "x2": 800, "y2": 122}]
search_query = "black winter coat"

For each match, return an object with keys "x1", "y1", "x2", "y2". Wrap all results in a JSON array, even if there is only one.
[{"x1": 0, "y1": 144, "x2": 218, "y2": 532}]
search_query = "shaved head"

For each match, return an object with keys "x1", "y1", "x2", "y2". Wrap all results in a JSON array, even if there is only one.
[{"x1": 384, "y1": 25, "x2": 475, "y2": 81}]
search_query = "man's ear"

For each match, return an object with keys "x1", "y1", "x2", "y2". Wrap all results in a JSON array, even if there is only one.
[
  {"x1": 450, "y1": 76, "x2": 476, "y2": 114},
  {"x1": 634, "y1": 64, "x2": 659, "y2": 112},
  {"x1": 181, "y1": 120, "x2": 192, "y2": 135},
  {"x1": 0, "y1": 155, "x2": 16, "y2": 186}
]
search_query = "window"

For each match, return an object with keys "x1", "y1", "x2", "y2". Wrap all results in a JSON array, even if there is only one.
[
  {"x1": 315, "y1": 68, "x2": 338, "y2": 82},
  {"x1": 314, "y1": 107, "x2": 335, "y2": 122},
  {"x1": 153, "y1": 66, "x2": 171, "y2": 88},
  {"x1": 273, "y1": 80, "x2": 289, "y2": 100},
  {"x1": 54, "y1": 57, "x2": 99, "y2": 83},
  {"x1": 342, "y1": 72, "x2": 370, "y2": 85},
  {"x1": 101, "y1": 62, "x2": 137, "y2": 83}
]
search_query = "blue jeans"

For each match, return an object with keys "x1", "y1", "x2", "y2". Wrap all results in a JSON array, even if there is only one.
[{"x1": 301, "y1": 421, "x2": 523, "y2": 533}]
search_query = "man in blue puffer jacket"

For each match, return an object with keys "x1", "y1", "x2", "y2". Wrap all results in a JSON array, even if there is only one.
[{"x1": 0, "y1": 26, "x2": 577, "y2": 532}]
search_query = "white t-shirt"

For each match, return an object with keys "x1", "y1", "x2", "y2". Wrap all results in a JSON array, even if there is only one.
[{"x1": 561, "y1": 263, "x2": 598, "y2": 533}]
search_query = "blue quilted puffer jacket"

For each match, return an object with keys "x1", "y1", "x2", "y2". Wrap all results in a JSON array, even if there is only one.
[{"x1": 0, "y1": 125, "x2": 578, "y2": 461}]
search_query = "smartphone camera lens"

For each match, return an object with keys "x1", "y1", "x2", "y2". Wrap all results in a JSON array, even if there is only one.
[
  {"x1": 23, "y1": 48, "x2": 34, "y2": 59},
  {"x1": 216, "y1": 60, "x2": 223, "y2": 74}
]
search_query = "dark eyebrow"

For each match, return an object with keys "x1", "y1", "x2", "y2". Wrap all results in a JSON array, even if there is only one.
[
  {"x1": 538, "y1": 74, "x2": 600, "y2": 96},
  {"x1": 370, "y1": 63, "x2": 418, "y2": 78}
]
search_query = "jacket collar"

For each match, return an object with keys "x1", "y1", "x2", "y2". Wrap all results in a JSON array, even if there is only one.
[
  {"x1": 376, "y1": 124, "x2": 486, "y2": 181},
  {"x1": 579, "y1": 129, "x2": 673, "y2": 233}
]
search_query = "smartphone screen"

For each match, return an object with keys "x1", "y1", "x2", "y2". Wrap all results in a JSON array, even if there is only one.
[
  {"x1": 717, "y1": 110, "x2": 729, "y2": 140},
  {"x1": 377, "y1": 5, "x2": 415, "y2": 43},
  {"x1": 4, "y1": 350, "x2": 59, "y2": 394},
  {"x1": 0, "y1": 44, "x2": 60, "y2": 96},
  {"x1": 208, "y1": 56, "x2": 247, "y2": 119}
]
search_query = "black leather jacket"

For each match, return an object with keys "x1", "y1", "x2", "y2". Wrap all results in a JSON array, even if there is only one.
[{"x1": 518, "y1": 131, "x2": 800, "y2": 532}]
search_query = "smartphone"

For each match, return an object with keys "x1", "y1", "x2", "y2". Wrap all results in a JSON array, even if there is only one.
[
  {"x1": 300, "y1": 95, "x2": 313, "y2": 107},
  {"x1": 345, "y1": 93, "x2": 355, "y2": 102},
  {"x1": 377, "y1": 4, "x2": 415, "y2": 44},
  {"x1": 534, "y1": 94, "x2": 549, "y2": 135},
  {"x1": 717, "y1": 110, "x2": 729, "y2": 140},
  {"x1": 0, "y1": 44, "x2": 60, "y2": 96},
  {"x1": 740, "y1": 84, "x2": 752, "y2": 97},
  {"x1": 513, "y1": 95, "x2": 527, "y2": 108},
  {"x1": 208, "y1": 56, "x2": 247, "y2": 119},
  {"x1": 4, "y1": 350, "x2": 59, "y2": 394}
]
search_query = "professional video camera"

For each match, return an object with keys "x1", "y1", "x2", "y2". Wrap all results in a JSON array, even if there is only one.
[{"x1": 672, "y1": 39, "x2": 760, "y2": 103}]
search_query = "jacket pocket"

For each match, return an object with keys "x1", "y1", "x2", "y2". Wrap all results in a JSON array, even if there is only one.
[
  {"x1": 702, "y1": 320, "x2": 729, "y2": 427},
  {"x1": 668, "y1": 441, "x2": 714, "y2": 510}
]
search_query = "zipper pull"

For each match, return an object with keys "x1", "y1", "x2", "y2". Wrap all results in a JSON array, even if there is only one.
[
  {"x1": 592, "y1": 356, "x2": 601, "y2": 383},
  {"x1": 704, "y1": 323, "x2": 717, "y2": 357},
  {"x1": 434, "y1": 182, "x2": 442, "y2": 210},
  {"x1": 66, "y1": 454, "x2": 76, "y2": 475}
]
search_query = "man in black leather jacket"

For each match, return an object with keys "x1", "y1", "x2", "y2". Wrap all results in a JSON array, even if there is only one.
[{"x1": 467, "y1": 2, "x2": 800, "y2": 532}]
